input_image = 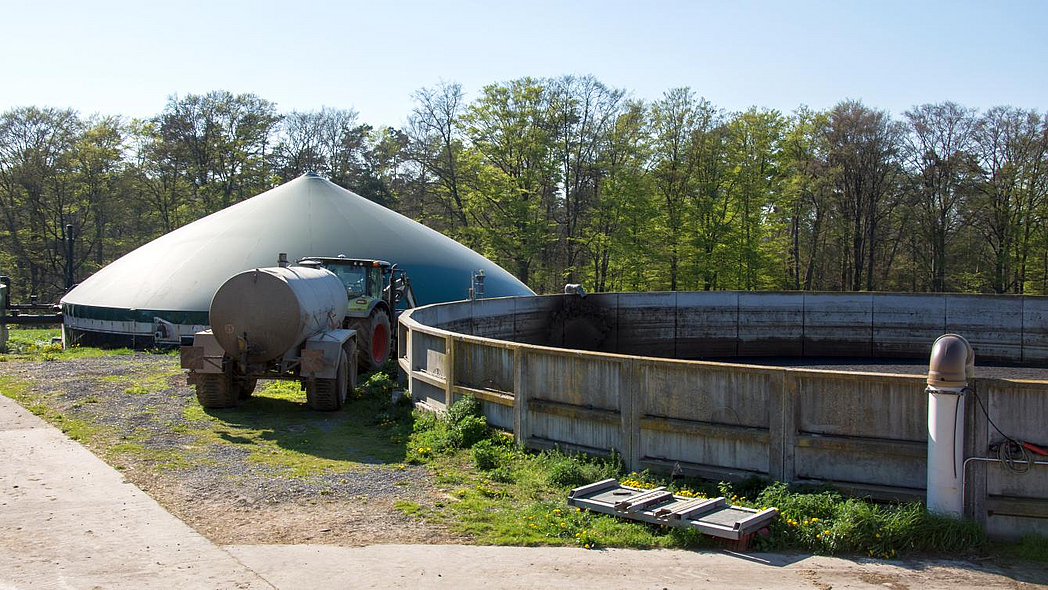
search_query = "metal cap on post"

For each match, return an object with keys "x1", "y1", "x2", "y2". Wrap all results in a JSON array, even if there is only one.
[{"x1": 926, "y1": 333, "x2": 973, "y2": 516}]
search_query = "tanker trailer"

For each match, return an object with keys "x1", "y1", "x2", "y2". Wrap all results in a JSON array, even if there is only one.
[{"x1": 180, "y1": 264, "x2": 358, "y2": 411}]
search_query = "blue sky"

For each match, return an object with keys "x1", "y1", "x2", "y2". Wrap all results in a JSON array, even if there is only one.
[{"x1": 1, "y1": 0, "x2": 1045, "y2": 127}]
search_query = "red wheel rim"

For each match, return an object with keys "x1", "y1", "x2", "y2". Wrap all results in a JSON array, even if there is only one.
[{"x1": 372, "y1": 323, "x2": 389, "y2": 361}]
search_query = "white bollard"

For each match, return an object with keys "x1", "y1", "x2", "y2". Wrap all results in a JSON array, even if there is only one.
[{"x1": 926, "y1": 334, "x2": 974, "y2": 516}]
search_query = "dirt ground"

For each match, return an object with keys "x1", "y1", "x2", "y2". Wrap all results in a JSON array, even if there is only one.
[{"x1": 0, "y1": 354, "x2": 460, "y2": 546}]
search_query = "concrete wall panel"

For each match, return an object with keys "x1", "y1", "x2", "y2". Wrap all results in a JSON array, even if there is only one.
[
  {"x1": 983, "y1": 381, "x2": 1048, "y2": 499},
  {"x1": 614, "y1": 292, "x2": 677, "y2": 358},
  {"x1": 529, "y1": 411, "x2": 622, "y2": 452},
  {"x1": 480, "y1": 401, "x2": 514, "y2": 431},
  {"x1": 513, "y1": 296, "x2": 562, "y2": 345},
  {"x1": 872, "y1": 294, "x2": 945, "y2": 358},
  {"x1": 795, "y1": 373, "x2": 926, "y2": 441},
  {"x1": 455, "y1": 341, "x2": 514, "y2": 394},
  {"x1": 795, "y1": 446, "x2": 926, "y2": 489},
  {"x1": 675, "y1": 291, "x2": 739, "y2": 358},
  {"x1": 803, "y1": 293, "x2": 873, "y2": 357},
  {"x1": 1022, "y1": 297, "x2": 1048, "y2": 365},
  {"x1": 639, "y1": 428, "x2": 769, "y2": 475},
  {"x1": 738, "y1": 293, "x2": 803, "y2": 356},
  {"x1": 946, "y1": 295, "x2": 1023, "y2": 363},
  {"x1": 470, "y1": 298, "x2": 516, "y2": 339},
  {"x1": 525, "y1": 352, "x2": 621, "y2": 412},
  {"x1": 639, "y1": 362, "x2": 773, "y2": 428}
]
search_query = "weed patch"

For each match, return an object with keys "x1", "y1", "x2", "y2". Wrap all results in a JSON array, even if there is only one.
[{"x1": 402, "y1": 396, "x2": 1019, "y2": 558}]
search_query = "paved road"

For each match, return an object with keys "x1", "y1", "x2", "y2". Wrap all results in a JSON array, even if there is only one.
[
  {"x1": 0, "y1": 395, "x2": 271, "y2": 589},
  {"x1": 2, "y1": 393, "x2": 1045, "y2": 590},
  {"x1": 227, "y1": 544, "x2": 1046, "y2": 589}
]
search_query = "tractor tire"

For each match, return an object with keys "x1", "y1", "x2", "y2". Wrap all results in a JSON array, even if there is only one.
[
  {"x1": 196, "y1": 371, "x2": 237, "y2": 409},
  {"x1": 236, "y1": 377, "x2": 258, "y2": 400},
  {"x1": 352, "y1": 310, "x2": 391, "y2": 373},
  {"x1": 306, "y1": 350, "x2": 348, "y2": 411}
]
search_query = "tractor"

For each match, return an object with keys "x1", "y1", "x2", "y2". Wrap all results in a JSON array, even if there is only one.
[{"x1": 296, "y1": 255, "x2": 416, "y2": 372}]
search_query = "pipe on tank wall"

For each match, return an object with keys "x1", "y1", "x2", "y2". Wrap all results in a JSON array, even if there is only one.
[{"x1": 926, "y1": 333, "x2": 974, "y2": 516}]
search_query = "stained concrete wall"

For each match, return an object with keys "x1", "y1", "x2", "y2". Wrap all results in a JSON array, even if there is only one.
[
  {"x1": 532, "y1": 291, "x2": 1045, "y2": 364},
  {"x1": 399, "y1": 292, "x2": 1048, "y2": 538}
]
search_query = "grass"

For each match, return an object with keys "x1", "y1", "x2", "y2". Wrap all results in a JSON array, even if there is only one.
[
  {"x1": 402, "y1": 395, "x2": 1048, "y2": 560},
  {"x1": 182, "y1": 369, "x2": 414, "y2": 477},
  {"x1": 1, "y1": 327, "x2": 140, "y2": 360},
  {"x1": 0, "y1": 374, "x2": 101, "y2": 443},
  {"x1": 0, "y1": 351, "x2": 413, "y2": 479}
]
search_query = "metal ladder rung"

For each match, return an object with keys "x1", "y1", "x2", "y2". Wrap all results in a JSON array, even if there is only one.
[
  {"x1": 624, "y1": 491, "x2": 675, "y2": 512},
  {"x1": 613, "y1": 487, "x2": 666, "y2": 510},
  {"x1": 653, "y1": 497, "x2": 717, "y2": 519}
]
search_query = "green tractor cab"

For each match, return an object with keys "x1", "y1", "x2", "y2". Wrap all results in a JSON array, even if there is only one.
[{"x1": 297, "y1": 255, "x2": 416, "y2": 371}]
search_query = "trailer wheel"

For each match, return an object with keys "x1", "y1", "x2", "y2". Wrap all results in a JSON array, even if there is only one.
[
  {"x1": 196, "y1": 371, "x2": 237, "y2": 409},
  {"x1": 306, "y1": 350, "x2": 348, "y2": 411},
  {"x1": 236, "y1": 377, "x2": 258, "y2": 400},
  {"x1": 352, "y1": 310, "x2": 390, "y2": 372}
]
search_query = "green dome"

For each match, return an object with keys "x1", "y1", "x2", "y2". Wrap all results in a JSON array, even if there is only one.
[{"x1": 61, "y1": 173, "x2": 532, "y2": 345}]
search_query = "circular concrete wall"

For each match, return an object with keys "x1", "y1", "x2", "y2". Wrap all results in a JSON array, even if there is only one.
[{"x1": 397, "y1": 291, "x2": 1048, "y2": 540}]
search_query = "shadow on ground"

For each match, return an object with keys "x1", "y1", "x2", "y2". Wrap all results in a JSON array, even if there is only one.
[{"x1": 202, "y1": 388, "x2": 411, "y2": 466}]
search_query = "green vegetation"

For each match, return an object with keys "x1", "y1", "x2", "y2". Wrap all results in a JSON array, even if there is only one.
[
  {"x1": 183, "y1": 373, "x2": 414, "y2": 477},
  {"x1": 1, "y1": 327, "x2": 136, "y2": 360},
  {"x1": 399, "y1": 395, "x2": 1048, "y2": 559},
  {"x1": 0, "y1": 374, "x2": 100, "y2": 443},
  {"x1": 1005, "y1": 534, "x2": 1048, "y2": 562}
]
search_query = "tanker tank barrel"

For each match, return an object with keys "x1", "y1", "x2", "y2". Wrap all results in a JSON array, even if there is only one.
[{"x1": 208, "y1": 266, "x2": 349, "y2": 363}]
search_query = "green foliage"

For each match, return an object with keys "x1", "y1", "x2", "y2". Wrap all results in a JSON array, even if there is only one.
[
  {"x1": 752, "y1": 481, "x2": 986, "y2": 557},
  {"x1": 406, "y1": 395, "x2": 491, "y2": 462},
  {"x1": 356, "y1": 369, "x2": 394, "y2": 399},
  {"x1": 5, "y1": 81, "x2": 1048, "y2": 301},
  {"x1": 2, "y1": 328, "x2": 136, "y2": 360},
  {"x1": 471, "y1": 438, "x2": 504, "y2": 471},
  {"x1": 537, "y1": 451, "x2": 620, "y2": 489},
  {"x1": 1006, "y1": 534, "x2": 1048, "y2": 562}
]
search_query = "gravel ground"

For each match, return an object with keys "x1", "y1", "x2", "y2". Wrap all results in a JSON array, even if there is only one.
[{"x1": 0, "y1": 354, "x2": 457, "y2": 546}]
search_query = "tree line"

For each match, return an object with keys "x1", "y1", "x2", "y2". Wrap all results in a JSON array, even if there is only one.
[{"x1": 2, "y1": 77, "x2": 1047, "y2": 302}]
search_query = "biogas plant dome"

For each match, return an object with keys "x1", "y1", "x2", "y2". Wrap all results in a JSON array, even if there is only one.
[{"x1": 61, "y1": 173, "x2": 533, "y2": 346}]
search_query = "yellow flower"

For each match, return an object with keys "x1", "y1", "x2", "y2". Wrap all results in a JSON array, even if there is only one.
[
  {"x1": 810, "y1": 517, "x2": 818, "y2": 523},
  {"x1": 584, "y1": 544, "x2": 590, "y2": 549},
  {"x1": 823, "y1": 530, "x2": 831, "y2": 536},
  {"x1": 560, "y1": 522, "x2": 566, "y2": 527},
  {"x1": 553, "y1": 509, "x2": 561, "y2": 514},
  {"x1": 875, "y1": 533, "x2": 881, "y2": 538}
]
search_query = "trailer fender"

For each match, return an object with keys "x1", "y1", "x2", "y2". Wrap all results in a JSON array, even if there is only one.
[
  {"x1": 300, "y1": 328, "x2": 355, "y2": 379},
  {"x1": 181, "y1": 330, "x2": 225, "y2": 374}
]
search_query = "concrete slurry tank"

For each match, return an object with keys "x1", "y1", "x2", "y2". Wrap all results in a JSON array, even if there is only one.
[
  {"x1": 60, "y1": 173, "x2": 533, "y2": 346},
  {"x1": 209, "y1": 266, "x2": 348, "y2": 363}
]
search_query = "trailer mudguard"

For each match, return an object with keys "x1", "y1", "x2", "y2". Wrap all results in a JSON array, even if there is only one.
[{"x1": 300, "y1": 328, "x2": 356, "y2": 379}]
